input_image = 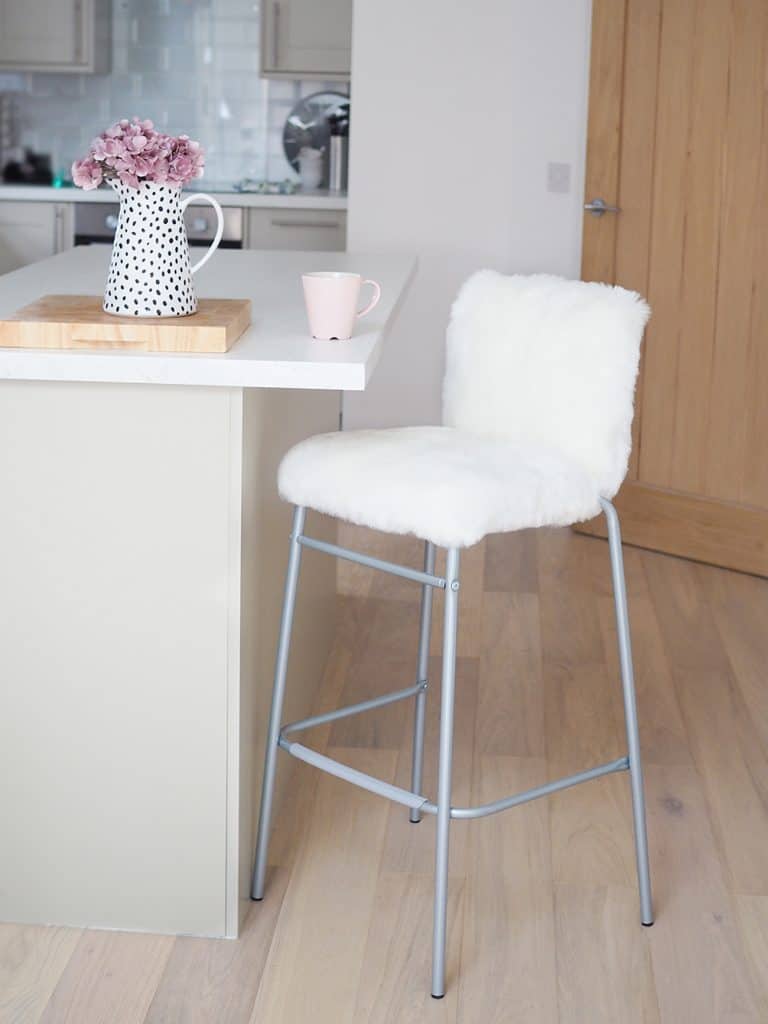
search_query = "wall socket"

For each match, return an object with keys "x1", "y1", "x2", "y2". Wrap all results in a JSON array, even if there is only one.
[{"x1": 546, "y1": 161, "x2": 571, "y2": 194}]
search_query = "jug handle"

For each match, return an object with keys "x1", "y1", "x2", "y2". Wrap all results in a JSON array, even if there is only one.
[{"x1": 180, "y1": 193, "x2": 225, "y2": 276}]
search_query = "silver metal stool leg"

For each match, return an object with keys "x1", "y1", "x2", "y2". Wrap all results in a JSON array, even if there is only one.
[
  {"x1": 431, "y1": 547, "x2": 460, "y2": 998},
  {"x1": 409, "y1": 540, "x2": 436, "y2": 823},
  {"x1": 251, "y1": 505, "x2": 306, "y2": 901},
  {"x1": 601, "y1": 498, "x2": 654, "y2": 925}
]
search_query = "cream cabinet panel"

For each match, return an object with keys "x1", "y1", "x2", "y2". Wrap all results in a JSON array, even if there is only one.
[
  {"x1": 246, "y1": 208, "x2": 347, "y2": 252},
  {"x1": 0, "y1": 202, "x2": 73, "y2": 275},
  {"x1": 0, "y1": 0, "x2": 110, "y2": 73},
  {"x1": 0, "y1": 381, "x2": 338, "y2": 936},
  {"x1": 260, "y1": 0, "x2": 352, "y2": 79}
]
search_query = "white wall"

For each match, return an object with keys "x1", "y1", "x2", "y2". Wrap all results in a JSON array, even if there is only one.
[{"x1": 345, "y1": 0, "x2": 593, "y2": 428}]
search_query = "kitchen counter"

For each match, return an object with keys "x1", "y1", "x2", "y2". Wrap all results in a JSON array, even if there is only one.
[
  {"x1": 0, "y1": 245, "x2": 413, "y2": 939},
  {"x1": 0, "y1": 182, "x2": 347, "y2": 209},
  {"x1": 0, "y1": 246, "x2": 413, "y2": 389}
]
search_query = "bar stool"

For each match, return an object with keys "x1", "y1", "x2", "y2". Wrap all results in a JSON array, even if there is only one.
[{"x1": 251, "y1": 270, "x2": 654, "y2": 997}]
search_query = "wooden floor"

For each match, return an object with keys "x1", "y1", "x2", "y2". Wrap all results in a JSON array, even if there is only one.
[{"x1": 2, "y1": 525, "x2": 767, "y2": 1023}]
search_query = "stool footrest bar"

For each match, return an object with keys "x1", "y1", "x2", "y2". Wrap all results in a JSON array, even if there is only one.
[
  {"x1": 296, "y1": 534, "x2": 446, "y2": 589},
  {"x1": 281, "y1": 681, "x2": 427, "y2": 738},
  {"x1": 280, "y1": 739, "x2": 428, "y2": 811},
  {"x1": 420, "y1": 757, "x2": 630, "y2": 819}
]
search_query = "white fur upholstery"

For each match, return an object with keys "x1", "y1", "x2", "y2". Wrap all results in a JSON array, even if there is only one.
[
  {"x1": 279, "y1": 271, "x2": 649, "y2": 548},
  {"x1": 444, "y1": 271, "x2": 650, "y2": 497},
  {"x1": 279, "y1": 427, "x2": 598, "y2": 548}
]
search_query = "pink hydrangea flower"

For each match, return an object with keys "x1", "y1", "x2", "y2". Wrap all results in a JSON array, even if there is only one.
[
  {"x1": 71, "y1": 157, "x2": 103, "y2": 190},
  {"x1": 72, "y1": 116, "x2": 205, "y2": 190}
]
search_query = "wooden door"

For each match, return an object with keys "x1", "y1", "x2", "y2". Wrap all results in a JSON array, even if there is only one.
[{"x1": 577, "y1": 0, "x2": 768, "y2": 575}]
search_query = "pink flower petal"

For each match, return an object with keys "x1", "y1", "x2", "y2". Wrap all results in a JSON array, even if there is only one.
[{"x1": 76, "y1": 119, "x2": 205, "y2": 187}]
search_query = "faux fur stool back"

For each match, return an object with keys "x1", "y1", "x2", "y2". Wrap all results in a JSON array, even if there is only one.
[{"x1": 443, "y1": 271, "x2": 650, "y2": 497}]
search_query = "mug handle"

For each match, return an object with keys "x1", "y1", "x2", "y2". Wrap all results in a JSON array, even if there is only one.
[
  {"x1": 357, "y1": 279, "x2": 382, "y2": 319},
  {"x1": 180, "y1": 193, "x2": 224, "y2": 276}
]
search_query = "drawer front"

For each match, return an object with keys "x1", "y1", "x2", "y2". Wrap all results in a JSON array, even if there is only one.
[{"x1": 246, "y1": 208, "x2": 346, "y2": 252}]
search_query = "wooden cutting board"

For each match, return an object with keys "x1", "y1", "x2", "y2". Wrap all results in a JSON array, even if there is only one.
[{"x1": 0, "y1": 295, "x2": 251, "y2": 353}]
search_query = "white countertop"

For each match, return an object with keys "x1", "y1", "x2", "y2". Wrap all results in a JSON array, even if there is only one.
[
  {"x1": 0, "y1": 246, "x2": 414, "y2": 390},
  {"x1": 0, "y1": 184, "x2": 347, "y2": 210}
]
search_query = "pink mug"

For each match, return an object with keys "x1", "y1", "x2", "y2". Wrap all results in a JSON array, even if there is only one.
[{"x1": 302, "y1": 271, "x2": 382, "y2": 340}]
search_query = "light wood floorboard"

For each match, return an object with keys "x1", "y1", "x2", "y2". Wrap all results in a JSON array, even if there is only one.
[
  {"x1": 2, "y1": 526, "x2": 767, "y2": 1022},
  {"x1": 37, "y1": 931, "x2": 174, "y2": 1024},
  {"x1": 0, "y1": 924, "x2": 82, "y2": 1024}
]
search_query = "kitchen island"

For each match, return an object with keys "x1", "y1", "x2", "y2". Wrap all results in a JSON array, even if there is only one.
[{"x1": 0, "y1": 246, "x2": 414, "y2": 939}]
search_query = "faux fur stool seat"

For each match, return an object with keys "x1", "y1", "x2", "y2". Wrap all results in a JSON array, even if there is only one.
[
  {"x1": 279, "y1": 426, "x2": 597, "y2": 549},
  {"x1": 279, "y1": 270, "x2": 650, "y2": 548}
]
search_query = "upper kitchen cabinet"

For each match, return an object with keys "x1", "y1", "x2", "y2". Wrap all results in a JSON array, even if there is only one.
[
  {"x1": 0, "y1": 0, "x2": 111, "y2": 73},
  {"x1": 260, "y1": 0, "x2": 352, "y2": 80}
]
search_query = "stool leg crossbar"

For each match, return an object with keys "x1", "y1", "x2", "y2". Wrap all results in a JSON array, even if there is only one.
[
  {"x1": 421, "y1": 755, "x2": 630, "y2": 819},
  {"x1": 251, "y1": 501, "x2": 654, "y2": 997},
  {"x1": 296, "y1": 532, "x2": 447, "y2": 590},
  {"x1": 281, "y1": 680, "x2": 428, "y2": 738},
  {"x1": 278, "y1": 737, "x2": 430, "y2": 811}
]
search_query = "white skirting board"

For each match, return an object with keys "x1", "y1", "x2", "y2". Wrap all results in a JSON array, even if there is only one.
[{"x1": 0, "y1": 379, "x2": 338, "y2": 937}]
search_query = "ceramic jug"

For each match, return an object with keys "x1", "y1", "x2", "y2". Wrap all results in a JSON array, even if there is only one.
[{"x1": 103, "y1": 180, "x2": 223, "y2": 318}]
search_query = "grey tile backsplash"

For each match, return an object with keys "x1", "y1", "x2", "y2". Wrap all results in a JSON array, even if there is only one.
[{"x1": 0, "y1": 0, "x2": 347, "y2": 186}]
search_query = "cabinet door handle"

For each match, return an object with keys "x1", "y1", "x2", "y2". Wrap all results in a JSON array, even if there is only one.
[
  {"x1": 73, "y1": 0, "x2": 84, "y2": 63},
  {"x1": 272, "y1": 1, "x2": 280, "y2": 67},
  {"x1": 270, "y1": 219, "x2": 339, "y2": 229},
  {"x1": 54, "y1": 205, "x2": 65, "y2": 252}
]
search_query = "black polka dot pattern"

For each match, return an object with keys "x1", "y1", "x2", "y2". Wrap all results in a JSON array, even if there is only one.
[{"x1": 102, "y1": 180, "x2": 198, "y2": 318}]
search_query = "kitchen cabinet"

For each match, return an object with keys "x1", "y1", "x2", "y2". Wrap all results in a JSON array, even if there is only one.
[
  {"x1": 0, "y1": 199, "x2": 344, "y2": 277},
  {"x1": 0, "y1": 201, "x2": 73, "y2": 276},
  {"x1": 260, "y1": 0, "x2": 352, "y2": 80},
  {"x1": 246, "y1": 208, "x2": 347, "y2": 251},
  {"x1": 0, "y1": 0, "x2": 110, "y2": 73}
]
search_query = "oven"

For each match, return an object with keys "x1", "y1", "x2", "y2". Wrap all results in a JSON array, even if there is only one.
[{"x1": 74, "y1": 202, "x2": 244, "y2": 248}]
